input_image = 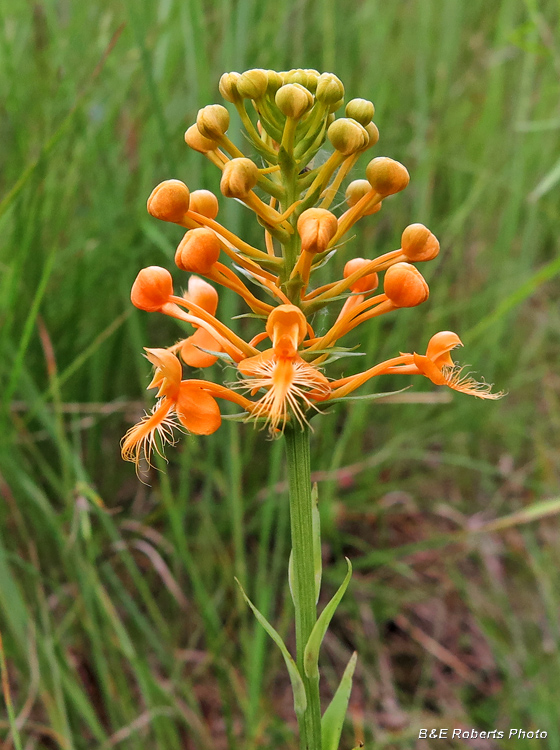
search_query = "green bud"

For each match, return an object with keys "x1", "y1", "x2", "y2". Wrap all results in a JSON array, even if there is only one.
[
  {"x1": 275, "y1": 83, "x2": 314, "y2": 119},
  {"x1": 303, "y1": 69, "x2": 320, "y2": 93},
  {"x1": 237, "y1": 69, "x2": 269, "y2": 99},
  {"x1": 345, "y1": 98, "x2": 375, "y2": 126},
  {"x1": 363, "y1": 122, "x2": 380, "y2": 150},
  {"x1": 197, "y1": 104, "x2": 230, "y2": 140},
  {"x1": 328, "y1": 97, "x2": 345, "y2": 114},
  {"x1": 327, "y1": 118, "x2": 368, "y2": 155},
  {"x1": 316, "y1": 72, "x2": 344, "y2": 105},
  {"x1": 219, "y1": 72, "x2": 242, "y2": 103},
  {"x1": 266, "y1": 70, "x2": 283, "y2": 95}
]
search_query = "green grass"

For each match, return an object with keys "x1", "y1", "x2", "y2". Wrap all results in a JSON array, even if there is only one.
[{"x1": 1, "y1": 0, "x2": 560, "y2": 747}]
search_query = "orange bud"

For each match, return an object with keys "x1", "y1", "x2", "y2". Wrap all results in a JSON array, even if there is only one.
[
  {"x1": 366, "y1": 157, "x2": 410, "y2": 196},
  {"x1": 220, "y1": 158, "x2": 260, "y2": 198},
  {"x1": 131, "y1": 266, "x2": 173, "y2": 312},
  {"x1": 147, "y1": 180, "x2": 190, "y2": 223},
  {"x1": 383, "y1": 262, "x2": 429, "y2": 307},
  {"x1": 189, "y1": 189, "x2": 219, "y2": 219},
  {"x1": 184, "y1": 276, "x2": 218, "y2": 315},
  {"x1": 401, "y1": 223, "x2": 440, "y2": 262},
  {"x1": 345, "y1": 179, "x2": 383, "y2": 215},
  {"x1": 297, "y1": 208, "x2": 338, "y2": 254},
  {"x1": 175, "y1": 228, "x2": 221, "y2": 274},
  {"x1": 344, "y1": 258, "x2": 378, "y2": 293},
  {"x1": 184, "y1": 124, "x2": 219, "y2": 153}
]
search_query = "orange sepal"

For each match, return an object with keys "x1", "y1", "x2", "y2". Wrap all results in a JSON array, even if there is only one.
[
  {"x1": 176, "y1": 382, "x2": 222, "y2": 434},
  {"x1": 181, "y1": 328, "x2": 221, "y2": 368}
]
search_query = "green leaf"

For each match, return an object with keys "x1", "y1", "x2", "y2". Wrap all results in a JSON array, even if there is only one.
[
  {"x1": 317, "y1": 387, "x2": 411, "y2": 407},
  {"x1": 234, "y1": 578, "x2": 307, "y2": 717},
  {"x1": 192, "y1": 345, "x2": 235, "y2": 363},
  {"x1": 321, "y1": 651, "x2": 358, "y2": 750},
  {"x1": 304, "y1": 558, "x2": 352, "y2": 680},
  {"x1": 312, "y1": 483, "x2": 322, "y2": 604}
]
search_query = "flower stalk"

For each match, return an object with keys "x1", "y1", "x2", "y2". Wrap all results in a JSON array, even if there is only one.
[{"x1": 285, "y1": 423, "x2": 322, "y2": 750}]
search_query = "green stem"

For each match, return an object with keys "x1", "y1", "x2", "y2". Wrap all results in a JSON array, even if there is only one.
[{"x1": 284, "y1": 424, "x2": 322, "y2": 750}]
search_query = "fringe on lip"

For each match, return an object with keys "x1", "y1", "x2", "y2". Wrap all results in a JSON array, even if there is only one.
[
  {"x1": 441, "y1": 364, "x2": 504, "y2": 400},
  {"x1": 121, "y1": 398, "x2": 183, "y2": 470},
  {"x1": 232, "y1": 355, "x2": 331, "y2": 432}
]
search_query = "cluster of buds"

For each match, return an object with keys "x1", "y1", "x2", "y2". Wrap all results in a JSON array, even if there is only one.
[{"x1": 123, "y1": 68, "x2": 501, "y2": 467}]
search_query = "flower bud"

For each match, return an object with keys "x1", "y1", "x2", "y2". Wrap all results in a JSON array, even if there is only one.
[
  {"x1": 184, "y1": 124, "x2": 219, "y2": 153},
  {"x1": 220, "y1": 157, "x2": 260, "y2": 198},
  {"x1": 266, "y1": 70, "x2": 283, "y2": 95},
  {"x1": 237, "y1": 69, "x2": 269, "y2": 99},
  {"x1": 345, "y1": 98, "x2": 375, "y2": 126},
  {"x1": 344, "y1": 258, "x2": 378, "y2": 293},
  {"x1": 366, "y1": 157, "x2": 410, "y2": 196},
  {"x1": 345, "y1": 179, "x2": 382, "y2": 215},
  {"x1": 175, "y1": 228, "x2": 221, "y2": 274},
  {"x1": 219, "y1": 72, "x2": 242, "y2": 102},
  {"x1": 131, "y1": 266, "x2": 173, "y2": 312},
  {"x1": 383, "y1": 262, "x2": 429, "y2": 307},
  {"x1": 147, "y1": 180, "x2": 190, "y2": 223},
  {"x1": 328, "y1": 97, "x2": 345, "y2": 114},
  {"x1": 196, "y1": 104, "x2": 230, "y2": 140},
  {"x1": 188, "y1": 189, "x2": 219, "y2": 219},
  {"x1": 401, "y1": 223, "x2": 440, "y2": 262},
  {"x1": 275, "y1": 83, "x2": 314, "y2": 119},
  {"x1": 185, "y1": 275, "x2": 218, "y2": 315},
  {"x1": 315, "y1": 72, "x2": 344, "y2": 105},
  {"x1": 363, "y1": 122, "x2": 380, "y2": 149},
  {"x1": 327, "y1": 118, "x2": 369, "y2": 155},
  {"x1": 297, "y1": 208, "x2": 338, "y2": 254}
]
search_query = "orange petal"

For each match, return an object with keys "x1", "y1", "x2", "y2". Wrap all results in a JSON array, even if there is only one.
[
  {"x1": 176, "y1": 382, "x2": 222, "y2": 434},
  {"x1": 184, "y1": 276, "x2": 218, "y2": 315},
  {"x1": 145, "y1": 348, "x2": 182, "y2": 398},
  {"x1": 425, "y1": 331, "x2": 462, "y2": 368},
  {"x1": 237, "y1": 349, "x2": 275, "y2": 376},
  {"x1": 181, "y1": 328, "x2": 222, "y2": 368}
]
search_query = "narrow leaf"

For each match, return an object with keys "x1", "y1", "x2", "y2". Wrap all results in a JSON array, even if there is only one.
[
  {"x1": 311, "y1": 483, "x2": 322, "y2": 604},
  {"x1": 319, "y1": 387, "x2": 411, "y2": 406},
  {"x1": 234, "y1": 578, "x2": 307, "y2": 717},
  {"x1": 304, "y1": 558, "x2": 352, "y2": 680},
  {"x1": 321, "y1": 652, "x2": 358, "y2": 750}
]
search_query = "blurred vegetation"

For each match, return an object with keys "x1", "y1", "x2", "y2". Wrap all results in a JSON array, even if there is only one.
[{"x1": 1, "y1": 0, "x2": 560, "y2": 748}]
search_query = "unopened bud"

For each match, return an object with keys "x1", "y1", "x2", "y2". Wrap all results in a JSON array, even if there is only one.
[
  {"x1": 220, "y1": 158, "x2": 260, "y2": 198},
  {"x1": 185, "y1": 275, "x2": 218, "y2": 315},
  {"x1": 366, "y1": 157, "x2": 410, "y2": 196},
  {"x1": 175, "y1": 228, "x2": 221, "y2": 274},
  {"x1": 363, "y1": 122, "x2": 379, "y2": 150},
  {"x1": 266, "y1": 70, "x2": 283, "y2": 95},
  {"x1": 328, "y1": 118, "x2": 369, "y2": 155},
  {"x1": 219, "y1": 72, "x2": 242, "y2": 103},
  {"x1": 344, "y1": 258, "x2": 378, "y2": 293},
  {"x1": 345, "y1": 179, "x2": 382, "y2": 215},
  {"x1": 303, "y1": 69, "x2": 320, "y2": 92},
  {"x1": 147, "y1": 180, "x2": 190, "y2": 223},
  {"x1": 197, "y1": 104, "x2": 230, "y2": 140},
  {"x1": 401, "y1": 224, "x2": 440, "y2": 262},
  {"x1": 316, "y1": 72, "x2": 344, "y2": 105},
  {"x1": 345, "y1": 98, "x2": 375, "y2": 125},
  {"x1": 297, "y1": 208, "x2": 338, "y2": 254},
  {"x1": 237, "y1": 69, "x2": 269, "y2": 99},
  {"x1": 131, "y1": 266, "x2": 173, "y2": 312},
  {"x1": 189, "y1": 189, "x2": 219, "y2": 220},
  {"x1": 384, "y1": 262, "x2": 429, "y2": 307},
  {"x1": 185, "y1": 124, "x2": 219, "y2": 154},
  {"x1": 275, "y1": 83, "x2": 314, "y2": 119},
  {"x1": 328, "y1": 97, "x2": 345, "y2": 114}
]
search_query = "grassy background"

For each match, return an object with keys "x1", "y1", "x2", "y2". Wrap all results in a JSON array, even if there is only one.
[{"x1": 1, "y1": 0, "x2": 560, "y2": 747}]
